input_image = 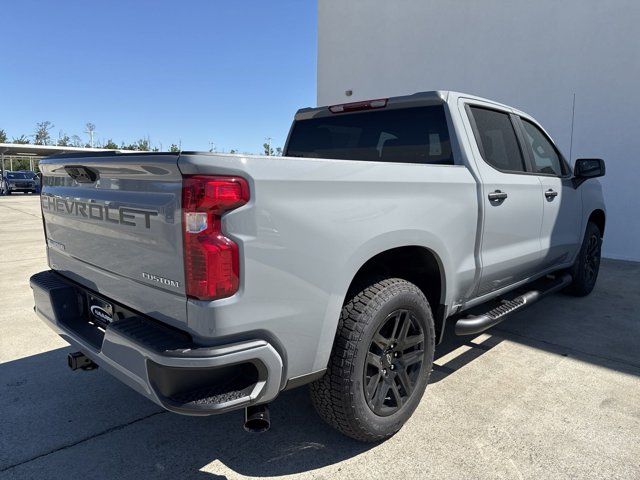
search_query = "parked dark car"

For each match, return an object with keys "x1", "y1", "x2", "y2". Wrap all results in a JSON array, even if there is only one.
[
  {"x1": 19, "y1": 170, "x2": 41, "y2": 193},
  {"x1": 19, "y1": 170, "x2": 38, "y2": 179},
  {"x1": 1, "y1": 171, "x2": 38, "y2": 195}
]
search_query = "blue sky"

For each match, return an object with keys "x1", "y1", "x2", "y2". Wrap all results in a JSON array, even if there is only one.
[{"x1": 0, "y1": 0, "x2": 317, "y2": 153}]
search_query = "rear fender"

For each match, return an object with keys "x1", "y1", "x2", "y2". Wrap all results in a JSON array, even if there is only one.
[{"x1": 311, "y1": 230, "x2": 453, "y2": 372}]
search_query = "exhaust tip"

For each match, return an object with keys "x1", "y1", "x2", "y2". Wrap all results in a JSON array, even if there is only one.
[{"x1": 244, "y1": 404, "x2": 270, "y2": 433}]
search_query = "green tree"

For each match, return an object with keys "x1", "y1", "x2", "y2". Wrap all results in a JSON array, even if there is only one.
[
  {"x1": 263, "y1": 143, "x2": 274, "y2": 156},
  {"x1": 0, "y1": 129, "x2": 7, "y2": 143},
  {"x1": 229, "y1": 149, "x2": 237, "y2": 154},
  {"x1": 12, "y1": 135, "x2": 30, "y2": 144},
  {"x1": 11, "y1": 158, "x2": 33, "y2": 171},
  {"x1": 103, "y1": 139, "x2": 119, "y2": 149},
  {"x1": 122, "y1": 138, "x2": 150, "y2": 151},
  {"x1": 275, "y1": 147, "x2": 283, "y2": 156},
  {"x1": 85, "y1": 122, "x2": 96, "y2": 147},
  {"x1": 136, "y1": 138, "x2": 150, "y2": 151},
  {"x1": 34, "y1": 121, "x2": 54, "y2": 145},
  {"x1": 70, "y1": 135, "x2": 83, "y2": 147},
  {"x1": 169, "y1": 143, "x2": 180, "y2": 152},
  {"x1": 57, "y1": 132, "x2": 71, "y2": 146}
]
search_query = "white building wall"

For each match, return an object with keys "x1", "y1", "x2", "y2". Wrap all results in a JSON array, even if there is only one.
[{"x1": 318, "y1": 0, "x2": 640, "y2": 261}]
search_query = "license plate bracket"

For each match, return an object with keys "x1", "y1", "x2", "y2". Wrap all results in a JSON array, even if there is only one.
[{"x1": 88, "y1": 294, "x2": 114, "y2": 328}]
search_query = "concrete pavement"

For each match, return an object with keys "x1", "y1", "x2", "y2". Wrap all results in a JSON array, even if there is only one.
[{"x1": 1, "y1": 194, "x2": 639, "y2": 479}]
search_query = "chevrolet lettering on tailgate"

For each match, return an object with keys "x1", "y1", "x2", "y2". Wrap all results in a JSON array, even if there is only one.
[{"x1": 41, "y1": 194, "x2": 158, "y2": 229}]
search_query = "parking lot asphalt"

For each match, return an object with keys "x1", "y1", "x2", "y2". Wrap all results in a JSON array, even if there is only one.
[{"x1": 1, "y1": 193, "x2": 639, "y2": 480}]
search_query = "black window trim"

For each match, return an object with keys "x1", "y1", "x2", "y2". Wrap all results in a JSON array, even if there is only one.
[
  {"x1": 513, "y1": 115, "x2": 573, "y2": 179},
  {"x1": 465, "y1": 103, "x2": 532, "y2": 175},
  {"x1": 442, "y1": 102, "x2": 464, "y2": 167},
  {"x1": 466, "y1": 102, "x2": 574, "y2": 179}
]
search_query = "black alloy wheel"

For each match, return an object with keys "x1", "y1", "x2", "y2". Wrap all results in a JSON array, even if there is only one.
[
  {"x1": 565, "y1": 221, "x2": 602, "y2": 296},
  {"x1": 364, "y1": 309, "x2": 425, "y2": 416},
  {"x1": 583, "y1": 232, "x2": 601, "y2": 286},
  {"x1": 310, "y1": 278, "x2": 435, "y2": 442}
]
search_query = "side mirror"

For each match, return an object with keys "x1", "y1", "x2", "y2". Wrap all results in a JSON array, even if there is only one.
[
  {"x1": 574, "y1": 158, "x2": 605, "y2": 179},
  {"x1": 573, "y1": 158, "x2": 605, "y2": 187}
]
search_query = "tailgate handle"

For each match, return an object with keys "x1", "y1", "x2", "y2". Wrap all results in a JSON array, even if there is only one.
[{"x1": 64, "y1": 165, "x2": 99, "y2": 183}]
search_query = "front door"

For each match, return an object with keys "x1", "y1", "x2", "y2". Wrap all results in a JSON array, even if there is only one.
[
  {"x1": 461, "y1": 101, "x2": 544, "y2": 296},
  {"x1": 516, "y1": 116, "x2": 582, "y2": 269}
]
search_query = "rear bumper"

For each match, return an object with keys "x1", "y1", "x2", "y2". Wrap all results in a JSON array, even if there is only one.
[{"x1": 30, "y1": 270, "x2": 283, "y2": 415}]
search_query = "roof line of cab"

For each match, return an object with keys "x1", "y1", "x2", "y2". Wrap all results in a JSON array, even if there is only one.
[{"x1": 294, "y1": 90, "x2": 520, "y2": 121}]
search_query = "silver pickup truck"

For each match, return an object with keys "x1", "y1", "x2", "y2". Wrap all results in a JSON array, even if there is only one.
[{"x1": 30, "y1": 91, "x2": 606, "y2": 441}]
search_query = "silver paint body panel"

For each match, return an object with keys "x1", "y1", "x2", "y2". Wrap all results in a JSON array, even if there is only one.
[{"x1": 36, "y1": 91, "x2": 605, "y2": 387}]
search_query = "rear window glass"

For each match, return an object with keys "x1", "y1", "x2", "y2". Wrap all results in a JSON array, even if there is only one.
[{"x1": 285, "y1": 106, "x2": 454, "y2": 165}]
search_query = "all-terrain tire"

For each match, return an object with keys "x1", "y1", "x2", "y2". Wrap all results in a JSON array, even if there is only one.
[
  {"x1": 309, "y1": 278, "x2": 435, "y2": 442},
  {"x1": 565, "y1": 221, "x2": 602, "y2": 296}
]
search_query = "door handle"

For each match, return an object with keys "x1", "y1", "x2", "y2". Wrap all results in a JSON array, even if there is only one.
[
  {"x1": 545, "y1": 189, "x2": 558, "y2": 199},
  {"x1": 488, "y1": 190, "x2": 508, "y2": 201}
]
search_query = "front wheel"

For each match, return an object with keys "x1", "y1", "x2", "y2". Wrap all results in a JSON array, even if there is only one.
[
  {"x1": 310, "y1": 278, "x2": 435, "y2": 442},
  {"x1": 565, "y1": 221, "x2": 602, "y2": 296}
]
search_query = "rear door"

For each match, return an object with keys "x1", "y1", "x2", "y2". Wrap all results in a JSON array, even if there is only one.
[
  {"x1": 39, "y1": 153, "x2": 187, "y2": 327},
  {"x1": 460, "y1": 101, "x2": 544, "y2": 296},
  {"x1": 516, "y1": 116, "x2": 582, "y2": 268}
]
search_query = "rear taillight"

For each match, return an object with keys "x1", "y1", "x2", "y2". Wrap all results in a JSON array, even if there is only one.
[{"x1": 182, "y1": 175, "x2": 249, "y2": 300}]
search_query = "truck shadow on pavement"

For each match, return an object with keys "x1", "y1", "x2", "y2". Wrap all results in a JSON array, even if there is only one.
[
  {"x1": 1, "y1": 347, "x2": 375, "y2": 479},
  {"x1": 432, "y1": 259, "x2": 640, "y2": 385},
  {"x1": 2, "y1": 261, "x2": 639, "y2": 478}
]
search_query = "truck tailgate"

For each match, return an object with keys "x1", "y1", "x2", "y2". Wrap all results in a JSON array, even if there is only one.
[{"x1": 39, "y1": 153, "x2": 187, "y2": 327}]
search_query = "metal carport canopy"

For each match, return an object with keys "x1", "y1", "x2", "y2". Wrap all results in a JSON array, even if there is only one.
[{"x1": 0, "y1": 143, "x2": 124, "y2": 173}]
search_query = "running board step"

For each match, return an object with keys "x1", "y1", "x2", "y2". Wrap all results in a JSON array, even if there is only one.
[{"x1": 455, "y1": 273, "x2": 573, "y2": 336}]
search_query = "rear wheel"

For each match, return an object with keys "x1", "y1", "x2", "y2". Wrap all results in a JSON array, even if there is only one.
[
  {"x1": 565, "y1": 221, "x2": 602, "y2": 296},
  {"x1": 310, "y1": 278, "x2": 435, "y2": 442}
]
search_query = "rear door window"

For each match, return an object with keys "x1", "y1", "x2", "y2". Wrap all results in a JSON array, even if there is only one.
[
  {"x1": 285, "y1": 105, "x2": 454, "y2": 165},
  {"x1": 469, "y1": 106, "x2": 526, "y2": 173}
]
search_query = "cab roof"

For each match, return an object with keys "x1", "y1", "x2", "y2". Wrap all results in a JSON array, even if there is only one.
[{"x1": 295, "y1": 90, "x2": 520, "y2": 121}]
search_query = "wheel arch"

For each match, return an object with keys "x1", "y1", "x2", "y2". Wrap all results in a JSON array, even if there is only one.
[
  {"x1": 345, "y1": 245, "x2": 446, "y2": 315},
  {"x1": 311, "y1": 231, "x2": 454, "y2": 373}
]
